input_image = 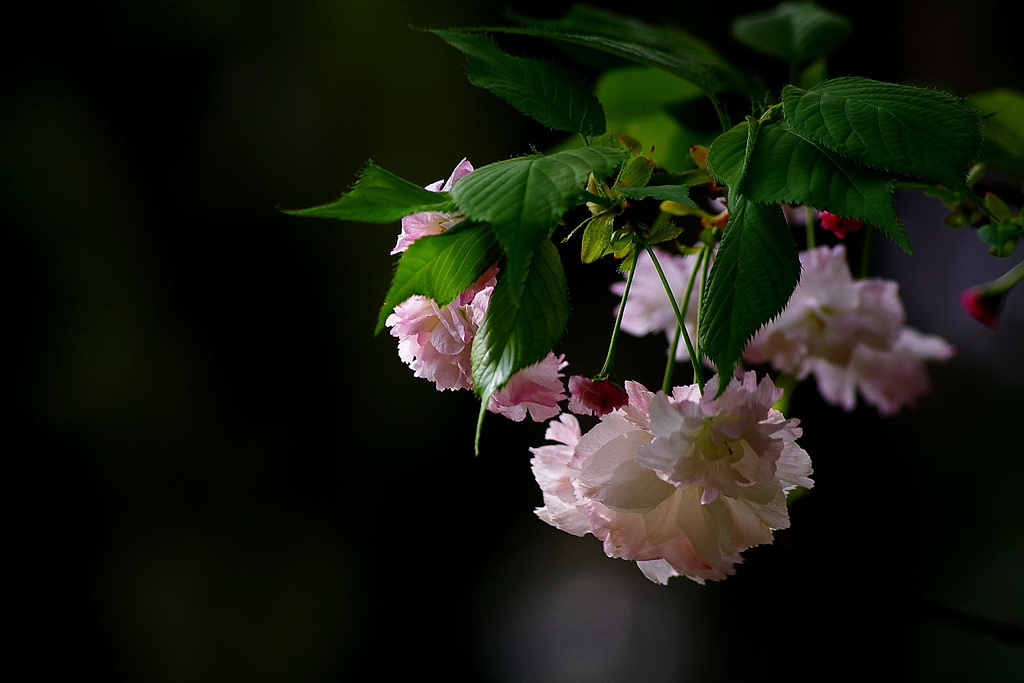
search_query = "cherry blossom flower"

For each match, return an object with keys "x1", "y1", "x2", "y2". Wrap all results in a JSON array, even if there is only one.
[
  {"x1": 530, "y1": 372, "x2": 813, "y2": 584},
  {"x1": 567, "y1": 375, "x2": 629, "y2": 416},
  {"x1": 391, "y1": 158, "x2": 474, "y2": 255},
  {"x1": 385, "y1": 267, "x2": 496, "y2": 391},
  {"x1": 386, "y1": 264, "x2": 567, "y2": 420},
  {"x1": 611, "y1": 248, "x2": 702, "y2": 360},
  {"x1": 488, "y1": 353, "x2": 568, "y2": 422},
  {"x1": 744, "y1": 245, "x2": 952, "y2": 414}
]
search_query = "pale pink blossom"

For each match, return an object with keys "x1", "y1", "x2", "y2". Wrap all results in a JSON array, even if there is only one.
[
  {"x1": 391, "y1": 158, "x2": 474, "y2": 255},
  {"x1": 744, "y1": 245, "x2": 951, "y2": 414},
  {"x1": 530, "y1": 372, "x2": 813, "y2": 585},
  {"x1": 386, "y1": 265, "x2": 568, "y2": 420},
  {"x1": 611, "y1": 248, "x2": 702, "y2": 360},
  {"x1": 488, "y1": 353, "x2": 568, "y2": 422},
  {"x1": 385, "y1": 267, "x2": 496, "y2": 391}
]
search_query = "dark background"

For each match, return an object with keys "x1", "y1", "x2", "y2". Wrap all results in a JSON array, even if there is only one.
[{"x1": 7, "y1": 1, "x2": 1023, "y2": 680}]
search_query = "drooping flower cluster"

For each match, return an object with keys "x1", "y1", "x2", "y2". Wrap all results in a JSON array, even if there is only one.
[
  {"x1": 386, "y1": 160, "x2": 567, "y2": 421},
  {"x1": 531, "y1": 372, "x2": 813, "y2": 584},
  {"x1": 743, "y1": 245, "x2": 953, "y2": 414}
]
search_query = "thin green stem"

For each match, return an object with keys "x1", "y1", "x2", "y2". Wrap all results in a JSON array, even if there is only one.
[
  {"x1": 662, "y1": 325, "x2": 681, "y2": 394},
  {"x1": 709, "y1": 93, "x2": 730, "y2": 133},
  {"x1": 644, "y1": 243, "x2": 704, "y2": 391},
  {"x1": 804, "y1": 206, "x2": 817, "y2": 249},
  {"x1": 598, "y1": 260, "x2": 637, "y2": 379}
]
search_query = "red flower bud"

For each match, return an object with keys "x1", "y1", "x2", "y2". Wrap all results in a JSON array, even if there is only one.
[
  {"x1": 568, "y1": 376, "x2": 629, "y2": 416},
  {"x1": 959, "y1": 286, "x2": 1003, "y2": 329},
  {"x1": 818, "y1": 211, "x2": 864, "y2": 239}
]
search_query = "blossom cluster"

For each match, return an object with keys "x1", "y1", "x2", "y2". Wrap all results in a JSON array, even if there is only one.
[
  {"x1": 615, "y1": 244, "x2": 953, "y2": 415},
  {"x1": 383, "y1": 161, "x2": 954, "y2": 586},
  {"x1": 385, "y1": 159, "x2": 567, "y2": 422}
]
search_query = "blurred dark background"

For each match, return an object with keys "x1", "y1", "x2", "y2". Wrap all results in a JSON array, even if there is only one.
[{"x1": 7, "y1": 1, "x2": 1022, "y2": 681}]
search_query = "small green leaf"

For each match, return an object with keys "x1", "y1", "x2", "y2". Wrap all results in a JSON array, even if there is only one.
[
  {"x1": 699, "y1": 195, "x2": 800, "y2": 384},
  {"x1": 285, "y1": 163, "x2": 454, "y2": 223},
  {"x1": 472, "y1": 239, "x2": 569, "y2": 401},
  {"x1": 969, "y1": 88, "x2": 1024, "y2": 179},
  {"x1": 706, "y1": 121, "x2": 753, "y2": 189},
  {"x1": 732, "y1": 1, "x2": 852, "y2": 67},
  {"x1": 617, "y1": 184, "x2": 699, "y2": 209},
  {"x1": 432, "y1": 30, "x2": 606, "y2": 136},
  {"x1": 375, "y1": 222, "x2": 501, "y2": 333},
  {"x1": 742, "y1": 122, "x2": 911, "y2": 252},
  {"x1": 580, "y1": 213, "x2": 616, "y2": 263},
  {"x1": 783, "y1": 77, "x2": 983, "y2": 189},
  {"x1": 451, "y1": 147, "x2": 625, "y2": 264}
]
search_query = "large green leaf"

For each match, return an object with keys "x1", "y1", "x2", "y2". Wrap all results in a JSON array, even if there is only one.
[
  {"x1": 742, "y1": 122, "x2": 910, "y2": 252},
  {"x1": 432, "y1": 30, "x2": 605, "y2": 136},
  {"x1": 731, "y1": 1, "x2": 852, "y2": 67},
  {"x1": 473, "y1": 9, "x2": 759, "y2": 98},
  {"x1": 783, "y1": 77, "x2": 983, "y2": 189},
  {"x1": 471, "y1": 239, "x2": 569, "y2": 400},
  {"x1": 450, "y1": 146, "x2": 625, "y2": 263},
  {"x1": 375, "y1": 222, "x2": 501, "y2": 333},
  {"x1": 969, "y1": 88, "x2": 1024, "y2": 179},
  {"x1": 699, "y1": 195, "x2": 800, "y2": 384},
  {"x1": 284, "y1": 163, "x2": 454, "y2": 223}
]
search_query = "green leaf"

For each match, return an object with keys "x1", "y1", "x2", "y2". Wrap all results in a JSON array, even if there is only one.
[
  {"x1": 473, "y1": 9, "x2": 759, "y2": 98},
  {"x1": 742, "y1": 122, "x2": 911, "y2": 252},
  {"x1": 618, "y1": 184, "x2": 699, "y2": 209},
  {"x1": 699, "y1": 195, "x2": 800, "y2": 384},
  {"x1": 284, "y1": 163, "x2": 454, "y2": 223},
  {"x1": 969, "y1": 88, "x2": 1024, "y2": 179},
  {"x1": 731, "y1": 1, "x2": 852, "y2": 66},
  {"x1": 450, "y1": 146, "x2": 625, "y2": 263},
  {"x1": 706, "y1": 121, "x2": 753, "y2": 188},
  {"x1": 431, "y1": 30, "x2": 605, "y2": 136},
  {"x1": 783, "y1": 77, "x2": 983, "y2": 189},
  {"x1": 375, "y1": 222, "x2": 501, "y2": 333},
  {"x1": 471, "y1": 239, "x2": 569, "y2": 401},
  {"x1": 595, "y1": 66, "x2": 705, "y2": 171}
]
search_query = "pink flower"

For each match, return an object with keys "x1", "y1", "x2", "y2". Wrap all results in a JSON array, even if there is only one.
[
  {"x1": 744, "y1": 245, "x2": 951, "y2": 414},
  {"x1": 530, "y1": 372, "x2": 813, "y2": 585},
  {"x1": 387, "y1": 264, "x2": 568, "y2": 420},
  {"x1": 488, "y1": 353, "x2": 568, "y2": 422},
  {"x1": 385, "y1": 267, "x2": 496, "y2": 391},
  {"x1": 391, "y1": 158, "x2": 474, "y2": 255},
  {"x1": 959, "y1": 286, "x2": 1002, "y2": 329},
  {"x1": 818, "y1": 211, "x2": 864, "y2": 239},
  {"x1": 567, "y1": 375, "x2": 629, "y2": 416}
]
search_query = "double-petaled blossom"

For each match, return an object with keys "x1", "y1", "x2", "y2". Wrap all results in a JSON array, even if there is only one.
[
  {"x1": 744, "y1": 245, "x2": 953, "y2": 415},
  {"x1": 386, "y1": 266, "x2": 567, "y2": 419},
  {"x1": 391, "y1": 158, "x2": 474, "y2": 255},
  {"x1": 611, "y1": 248, "x2": 702, "y2": 361},
  {"x1": 531, "y1": 372, "x2": 813, "y2": 584}
]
